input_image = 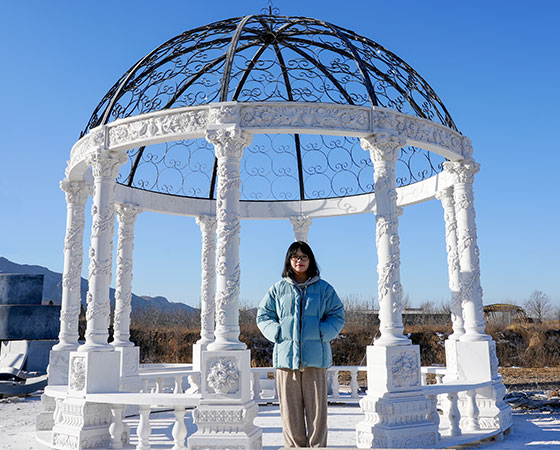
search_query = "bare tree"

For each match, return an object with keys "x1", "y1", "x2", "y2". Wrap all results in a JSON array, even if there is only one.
[{"x1": 524, "y1": 290, "x2": 552, "y2": 323}]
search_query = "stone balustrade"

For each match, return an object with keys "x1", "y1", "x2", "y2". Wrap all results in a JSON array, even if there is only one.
[{"x1": 40, "y1": 364, "x2": 504, "y2": 449}]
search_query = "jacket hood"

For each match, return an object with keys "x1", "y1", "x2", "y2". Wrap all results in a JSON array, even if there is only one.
[{"x1": 283, "y1": 275, "x2": 321, "y2": 288}]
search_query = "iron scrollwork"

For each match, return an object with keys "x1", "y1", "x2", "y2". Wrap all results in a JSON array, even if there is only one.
[{"x1": 90, "y1": 14, "x2": 454, "y2": 201}]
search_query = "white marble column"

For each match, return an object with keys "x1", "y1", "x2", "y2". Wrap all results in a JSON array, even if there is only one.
[
  {"x1": 189, "y1": 127, "x2": 261, "y2": 450},
  {"x1": 195, "y1": 215, "x2": 217, "y2": 349},
  {"x1": 361, "y1": 133, "x2": 409, "y2": 346},
  {"x1": 443, "y1": 160, "x2": 490, "y2": 342},
  {"x1": 356, "y1": 134, "x2": 437, "y2": 448},
  {"x1": 436, "y1": 187, "x2": 465, "y2": 340},
  {"x1": 80, "y1": 150, "x2": 127, "y2": 352},
  {"x1": 290, "y1": 216, "x2": 312, "y2": 242},
  {"x1": 53, "y1": 180, "x2": 90, "y2": 352},
  {"x1": 112, "y1": 203, "x2": 142, "y2": 347},
  {"x1": 205, "y1": 127, "x2": 252, "y2": 351}
]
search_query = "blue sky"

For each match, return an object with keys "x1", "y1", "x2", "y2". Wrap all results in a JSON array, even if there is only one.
[{"x1": 1, "y1": 1, "x2": 559, "y2": 309}]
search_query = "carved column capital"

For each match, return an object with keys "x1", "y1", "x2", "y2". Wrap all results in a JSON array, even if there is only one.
[
  {"x1": 86, "y1": 150, "x2": 128, "y2": 179},
  {"x1": 443, "y1": 160, "x2": 480, "y2": 184},
  {"x1": 205, "y1": 127, "x2": 252, "y2": 159},
  {"x1": 361, "y1": 133, "x2": 406, "y2": 162},
  {"x1": 115, "y1": 203, "x2": 142, "y2": 224},
  {"x1": 435, "y1": 186, "x2": 454, "y2": 207},
  {"x1": 60, "y1": 179, "x2": 91, "y2": 205},
  {"x1": 290, "y1": 216, "x2": 312, "y2": 242},
  {"x1": 196, "y1": 215, "x2": 218, "y2": 231}
]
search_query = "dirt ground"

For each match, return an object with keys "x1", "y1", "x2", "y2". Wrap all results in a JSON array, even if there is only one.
[{"x1": 500, "y1": 366, "x2": 560, "y2": 392}]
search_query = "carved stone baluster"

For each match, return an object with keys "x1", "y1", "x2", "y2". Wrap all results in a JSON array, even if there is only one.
[
  {"x1": 290, "y1": 216, "x2": 312, "y2": 242},
  {"x1": 350, "y1": 368, "x2": 359, "y2": 399},
  {"x1": 155, "y1": 377, "x2": 163, "y2": 394},
  {"x1": 109, "y1": 404, "x2": 125, "y2": 449},
  {"x1": 426, "y1": 394, "x2": 441, "y2": 441},
  {"x1": 171, "y1": 406, "x2": 187, "y2": 450},
  {"x1": 81, "y1": 150, "x2": 127, "y2": 352},
  {"x1": 186, "y1": 373, "x2": 200, "y2": 395},
  {"x1": 141, "y1": 378, "x2": 149, "y2": 393},
  {"x1": 252, "y1": 371, "x2": 261, "y2": 402},
  {"x1": 331, "y1": 369, "x2": 340, "y2": 399},
  {"x1": 464, "y1": 389, "x2": 481, "y2": 431},
  {"x1": 447, "y1": 392, "x2": 461, "y2": 436},
  {"x1": 174, "y1": 375, "x2": 183, "y2": 394},
  {"x1": 137, "y1": 405, "x2": 151, "y2": 450}
]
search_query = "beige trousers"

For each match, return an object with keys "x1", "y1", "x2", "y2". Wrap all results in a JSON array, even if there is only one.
[{"x1": 276, "y1": 367, "x2": 328, "y2": 448}]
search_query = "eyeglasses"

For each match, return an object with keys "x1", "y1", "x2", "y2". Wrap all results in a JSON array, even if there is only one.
[{"x1": 290, "y1": 255, "x2": 309, "y2": 262}]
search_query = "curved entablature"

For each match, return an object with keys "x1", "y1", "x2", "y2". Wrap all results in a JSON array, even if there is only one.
[
  {"x1": 67, "y1": 102, "x2": 471, "y2": 185},
  {"x1": 112, "y1": 169, "x2": 453, "y2": 219},
  {"x1": 66, "y1": 102, "x2": 467, "y2": 218}
]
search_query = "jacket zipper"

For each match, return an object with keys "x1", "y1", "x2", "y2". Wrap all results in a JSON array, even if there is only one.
[{"x1": 299, "y1": 285, "x2": 306, "y2": 370}]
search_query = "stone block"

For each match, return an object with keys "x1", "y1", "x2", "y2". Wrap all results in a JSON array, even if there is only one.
[
  {"x1": 365, "y1": 344, "x2": 422, "y2": 395},
  {"x1": 114, "y1": 346, "x2": 139, "y2": 377},
  {"x1": 0, "y1": 273, "x2": 43, "y2": 305},
  {"x1": 0, "y1": 304, "x2": 60, "y2": 340},
  {"x1": 67, "y1": 351, "x2": 121, "y2": 396},
  {"x1": 456, "y1": 341, "x2": 498, "y2": 382},
  {"x1": 200, "y1": 349, "x2": 252, "y2": 403}
]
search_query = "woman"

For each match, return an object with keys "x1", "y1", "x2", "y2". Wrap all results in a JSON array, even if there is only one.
[{"x1": 257, "y1": 241, "x2": 345, "y2": 447}]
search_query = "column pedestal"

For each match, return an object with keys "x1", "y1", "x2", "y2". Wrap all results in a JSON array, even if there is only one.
[
  {"x1": 455, "y1": 341, "x2": 512, "y2": 431},
  {"x1": 444, "y1": 339, "x2": 460, "y2": 382},
  {"x1": 51, "y1": 351, "x2": 121, "y2": 450},
  {"x1": 356, "y1": 345, "x2": 437, "y2": 449},
  {"x1": 188, "y1": 349, "x2": 261, "y2": 450},
  {"x1": 114, "y1": 346, "x2": 140, "y2": 387},
  {"x1": 48, "y1": 350, "x2": 72, "y2": 385}
]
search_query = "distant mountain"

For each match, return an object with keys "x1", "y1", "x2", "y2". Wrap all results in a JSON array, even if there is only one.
[{"x1": 0, "y1": 257, "x2": 198, "y2": 315}]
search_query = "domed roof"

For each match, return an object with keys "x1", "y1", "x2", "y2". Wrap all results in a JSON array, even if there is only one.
[
  {"x1": 84, "y1": 14, "x2": 456, "y2": 134},
  {"x1": 84, "y1": 14, "x2": 455, "y2": 202}
]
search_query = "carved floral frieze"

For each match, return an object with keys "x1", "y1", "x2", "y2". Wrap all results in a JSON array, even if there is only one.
[
  {"x1": 240, "y1": 104, "x2": 371, "y2": 132},
  {"x1": 391, "y1": 351, "x2": 419, "y2": 388},
  {"x1": 69, "y1": 356, "x2": 86, "y2": 391},
  {"x1": 107, "y1": 109, "x2": 208, "y2": 148}
]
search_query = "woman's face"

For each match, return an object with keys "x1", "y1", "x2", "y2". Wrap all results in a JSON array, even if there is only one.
[{"x1": 290, "y1": 249, "x2": 310, "y2": 278}]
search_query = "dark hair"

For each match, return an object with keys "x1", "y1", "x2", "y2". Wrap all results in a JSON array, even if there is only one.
[{"x1": 281, "y1": 241, "x2": 320, "y2": 279}]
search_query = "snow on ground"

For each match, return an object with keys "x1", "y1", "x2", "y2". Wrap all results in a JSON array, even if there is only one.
[{"x1": 1, "y1": 393, "x2": 559, "y2": 449}]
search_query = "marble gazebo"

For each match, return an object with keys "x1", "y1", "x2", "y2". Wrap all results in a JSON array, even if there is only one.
[{"x1": 41, "y1": 12, "x2": 511, "y2": 450}]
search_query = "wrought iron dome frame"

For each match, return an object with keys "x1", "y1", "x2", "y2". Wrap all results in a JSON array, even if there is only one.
[{"x1": 82, "y1": 14, "x2": 460, "y2": 203}]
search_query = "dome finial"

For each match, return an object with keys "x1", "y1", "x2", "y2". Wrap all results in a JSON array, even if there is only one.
[{"x1": 261, "y1": 0, "x2": 280, "y2": 15}]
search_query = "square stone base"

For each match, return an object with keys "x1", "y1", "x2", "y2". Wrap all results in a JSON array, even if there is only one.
[
  {"x1": 200, "y1": 349, "x2": 252, "y2": 403},
  {"x1": 48, "y1": 349, "x2": 72, "y2": 385},
  {"x1": 68, "y1": 351, "x2": 121, "y2": 396},
  {"x1": 113, "y1": 346, "x2": 139, "y2": 377},
  {"x1": 456, "y1": 340, "x2": 498, "y2": 381},
  {"x1": 356, "y1": 394, "x2": 437, "y2": 448},
  {"x1": 365, "y1": 345, "x2": 422, "y2": 394},
  {"x1": 51, "y1": 398, "x2": 113, "y2": 450},
  {"x1": 188, "y1": 401, "x2": 262, "y2": 450}
]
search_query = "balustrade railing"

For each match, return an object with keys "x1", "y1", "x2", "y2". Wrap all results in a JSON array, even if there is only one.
[{"x1": 42, "y1": 365, "x2": 500, "y2": 449}]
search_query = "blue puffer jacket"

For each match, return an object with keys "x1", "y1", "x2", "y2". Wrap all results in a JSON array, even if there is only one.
[{"x1": 257, "y1": 276, "x2": 345, "y2": 370}]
